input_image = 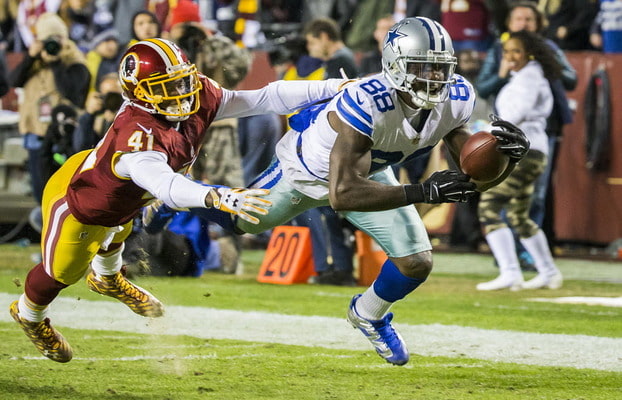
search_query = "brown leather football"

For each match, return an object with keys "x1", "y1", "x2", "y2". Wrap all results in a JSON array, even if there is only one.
[{"x1": 460, "y1": 131, "x2": 510, "y2": 182}]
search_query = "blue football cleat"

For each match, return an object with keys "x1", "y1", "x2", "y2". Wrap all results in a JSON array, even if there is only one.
[{"x1": 346, "y1": 294, "x2": 409, "y2": 365}]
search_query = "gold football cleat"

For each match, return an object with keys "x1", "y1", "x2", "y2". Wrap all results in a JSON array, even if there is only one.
[
  {"x1": 86, "y1": 267, "x2": 164, "y2": 317},
  {"x1": 9, "y1": 300, "x2": 73, "y2": 363}
]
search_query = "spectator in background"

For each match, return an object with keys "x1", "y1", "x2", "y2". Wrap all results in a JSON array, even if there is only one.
[
  {"x1": 0, "y1": 37, "x2": 8, "y2": 97},
  {"x1": 58, "y1": 0, "x2": 98, "y2": 53},
  {"x1": 15, "y1": 0, "x2": 62, "y2": 51},
  {"x1": 125, "y1": 10, "x2": 162, "y2": 48},
  {"x1": 477, "y1": 30, "x2": 563, "y2": 291},
  {"x1": 146, "y1": 0, "x2": 174, "y2": 31},
  {"x1": 0, "y1": 1, "x2": 19, "y2": 50},
  {"x1": 72, "y1": 72, "x2": 123, "y2": 152},
  {"x1": 344, "y1": 0, "x2": 393, "y2": 53},
  {"x1": 112, "y1": 0, "x2": 145, "y2": 46},
  {"x1": 538, "y1": 0, "x2": 599, "y2": 50},
  {"x1": 298, "y1": 17, "x2": 359, "y2": 285},
  {"x1": 238, "y1": 113, "x2": 282, "y2": 186},
  {"x1": 590, "y1": 0, "x2": 622, "y2": 53},
  {"x1": 303, "y1": 17, "x2": 358, "y2": 79},
  {"x1": 476, "y1": 1, "x2": 577, "y2": 261},
  {"x1": 85, "y1": 29, "x2": 121, "y2": 92},
  {"x1": 358, "y1": 14, "x2": 396, "y2": 77},
  {"x1": 177, "y1": 29, "x2": 252, "y2": 273},
  {"x1": 301, "y1": 0, "x2": 356, "y2": 33},
  {"x1": 441, "y1": 0, "x2": 493, "y2": 52},
  {"x1": 345, "y1": 0, "x2": 442, "y2": 54},
  {"x1": 168, "y1": 0, "x2": 202, "y2": 33},
  {"x1": 392, "y1": 0, "x2": 441, "y2": 22},
  {"x1": 191, "y1": 34, "x2": 250, "y2": 188},
  {"x1": 449, "y1": 49, "x2": 490, "y2": 252},
  {"x1": 40, "y1": 104, "x2": 78, "y2": 184},
  {"x1": 9, "y1": 12, "x2": 89, "y2": 205}
]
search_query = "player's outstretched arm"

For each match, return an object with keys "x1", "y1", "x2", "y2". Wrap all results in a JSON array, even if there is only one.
[
  {"x1": 215, "y1": 79, "x2": 346, "y2": 120},
  {"x1": 117, "y1": 151, "x2": 271, "y2": 224}
]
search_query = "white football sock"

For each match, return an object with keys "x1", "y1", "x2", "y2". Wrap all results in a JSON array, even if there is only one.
[
  {"x1": 354, "y1": 285, "x2": 392, "y2": 320},
  {"x1": 18, "y1": 293, "x2": 47, "y2": 323},
  {"x1": 91, "y1": 243, "x2": 124, "y2": 276},
  {"x1": 520, "y1": 230, "x2": 558, "y2": 276},
  {"x1": 486, "y1": 227, "x2": 521, "y2": 277}
]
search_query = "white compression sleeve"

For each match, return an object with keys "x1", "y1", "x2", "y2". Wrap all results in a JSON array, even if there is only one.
[
  {"x1": 115, "y1": 151, "x2": 212, "y2": 209},
  {"x1": 214, "y1": 78, "x2": 343, "y2": 120}
]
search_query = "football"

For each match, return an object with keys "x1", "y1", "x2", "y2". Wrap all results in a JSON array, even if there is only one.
[{"x1": 460, "y1": 131, "x2": 509, "y2": 182}]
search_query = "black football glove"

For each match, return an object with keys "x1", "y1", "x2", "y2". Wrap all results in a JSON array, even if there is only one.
[
  {"x1": 404, "y1": 170, "x2": 477, "y2": 204},
  {"x1": 489, "y1": 114, "x2": 530, "y2": 162}
]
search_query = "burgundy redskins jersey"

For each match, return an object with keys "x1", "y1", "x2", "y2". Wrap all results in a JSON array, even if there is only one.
[{"x1": 66, "y1": 76, "x2": 223, "y2": 227}]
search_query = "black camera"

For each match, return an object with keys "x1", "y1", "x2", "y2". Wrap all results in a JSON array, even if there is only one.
[
  {"x1": 267, "y1": 35, "x2": 307, "y2": 67},
  {"x1": 43, "y1": 38, "x2": 62, "y2": 56}
]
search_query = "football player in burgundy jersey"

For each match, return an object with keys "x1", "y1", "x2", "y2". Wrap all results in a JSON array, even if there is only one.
[{"x1": 9, "y1": 38, "x2": 347, "y2": 362}]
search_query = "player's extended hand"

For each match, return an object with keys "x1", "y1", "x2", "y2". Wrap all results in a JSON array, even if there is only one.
[
  {"x1": 489, "y1": 114, "x2": 530, "y2": 162},
  {"x1": 404, "y1": 170, "x2": 476, "y2": 204},
  {"x1": 209, "y1": 187, "x2": 272, "y2": 225}
]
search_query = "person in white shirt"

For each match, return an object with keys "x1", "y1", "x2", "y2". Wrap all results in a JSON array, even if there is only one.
[{"x1": 477, "y1": 30, "x2": 564, "y2": 291}]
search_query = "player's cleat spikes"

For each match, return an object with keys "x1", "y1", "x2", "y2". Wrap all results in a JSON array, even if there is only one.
[
  {"x1": 346, "y1": 294, "x2": 409, "y2": 366},
  {"x1": 86, "y1": 267, "x2": 164, "y2": 317},
  {"x1": 9, "y1": 300, "x2": 73, "y2": 363}
]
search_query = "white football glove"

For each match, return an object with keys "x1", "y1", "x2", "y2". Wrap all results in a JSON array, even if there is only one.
[{"x1": 208, "y1": 187, "x2": 271, "y2": 225}]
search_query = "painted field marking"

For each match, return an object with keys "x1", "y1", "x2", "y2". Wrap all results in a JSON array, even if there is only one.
[
  {"x1": 1, "y1": 293, "x2": 620, "y2": 371},
  {"x1": 528, "y1": 296, "x2": 622, "y2": 307}
]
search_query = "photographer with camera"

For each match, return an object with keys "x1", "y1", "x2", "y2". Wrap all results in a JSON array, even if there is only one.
[
  {"x1": 10, "y1": 12, "x2": 90, "y2": 205},
  {"x1": 73, "y1": 73, "x2": 123, "y2": 152}
]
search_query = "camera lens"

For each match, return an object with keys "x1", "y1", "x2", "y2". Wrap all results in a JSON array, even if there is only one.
[{"x1": 43, "y1": 38, "x2": 61, "y2": 56}]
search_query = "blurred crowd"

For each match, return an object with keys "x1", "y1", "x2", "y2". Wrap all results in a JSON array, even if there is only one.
[{"x1": 0, "y1": 0, "x2": 619, "y2": 283}]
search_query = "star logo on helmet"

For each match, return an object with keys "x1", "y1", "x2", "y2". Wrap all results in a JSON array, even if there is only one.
[{"x1": 385, "y1": 28, "x2": 406, "y2": 50}]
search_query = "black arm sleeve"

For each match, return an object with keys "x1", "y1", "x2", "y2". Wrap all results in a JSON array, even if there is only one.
[
  {"x1": 9, "y1": 54, "x2": 37, "y2": 88},
  {"x1": 50, "y1": 62, "x2": 91, "y2": 108}
]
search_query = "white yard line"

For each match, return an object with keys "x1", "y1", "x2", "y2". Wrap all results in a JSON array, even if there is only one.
[
  {"x1": 1, "y1": 293, "x2": 620, "y2": 371},
  {"x1": 529, "y1": 296, "x2": 622, "y2": 307}
]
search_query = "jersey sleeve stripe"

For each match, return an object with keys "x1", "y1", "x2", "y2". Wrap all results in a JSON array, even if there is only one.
[
  {"x1": 342, "y1": 89, "x2": 372, "y2": 124},
  {"x1": 336, "y1": 97, "x2": 373, "y2": 136}
]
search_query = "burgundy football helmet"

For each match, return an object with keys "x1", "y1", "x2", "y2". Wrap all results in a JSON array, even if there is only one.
[{"x1": 119, "y1": 38, "x2": 202, "y2": 121}]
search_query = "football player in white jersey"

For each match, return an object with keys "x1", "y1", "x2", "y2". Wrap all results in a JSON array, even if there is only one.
[{"x1": 175, "y1": 17, "x2": 530, "y2": 365}]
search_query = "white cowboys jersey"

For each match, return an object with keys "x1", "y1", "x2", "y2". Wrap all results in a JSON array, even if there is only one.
[{"x1": 275, "y1": 73, "x2": 475, "y2": 200}]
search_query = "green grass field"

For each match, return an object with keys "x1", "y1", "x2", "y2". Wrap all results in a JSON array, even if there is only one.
[{"x1": 0, "y1": 243, "x2": 621, "y2": 400}]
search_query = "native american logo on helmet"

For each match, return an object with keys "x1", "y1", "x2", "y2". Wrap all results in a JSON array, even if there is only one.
[
  {"x1": 118, "y1": 38, "x2": 202, "y2": 121},
  {"x1": 120, "y1": 53, "x2": 139, "y2": 86}
]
